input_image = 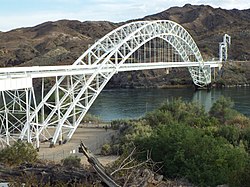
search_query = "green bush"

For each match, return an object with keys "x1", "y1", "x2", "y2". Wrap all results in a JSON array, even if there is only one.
[
  {"x1": 242, "y1": 126, "x2": 250, "y2": 152},
  {"x1": 216, "y1": 125, "x2": 241, "y2": 146},
  {"x1": 0, "y1": 141, "x2": 38, "y2": 166},
  {"x1": 209, "y1": 96, "x2": 238, "y2": 123},
  {"x1": 110, "y1": 98, "x2": 250, "y2": 186},
  {"x1": 101, "y1": 143, "x2": 112, "y2": 156},
  {"x1": 111, "y1": 119, "x2": 131, "y2": 130},
  {"x1": 229, "y1": 159, "x2": 250, "y2": 187},
  {"x1": 145, "y1": 110, "x2": 174, "y2": 127},
  {"x1": 117, "y1": 121, "x2": 152, "y2": 154},
  {"x1": 226, "y1": 114, "x2": 250, "y2": 128},
  {"x1": 135, "y1": 124, "x2": 248, "y2": 186},
  {"x1": 61, "y1": 155, "x2": 81, "y2": 168},
  {"x1": 145, "y1": 98, "x2": 216, "y2": 128}
]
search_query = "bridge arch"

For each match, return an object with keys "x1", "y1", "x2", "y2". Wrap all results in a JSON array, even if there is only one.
[
  {"x1": 18, "y1": 20, "x2": 211, "y2": 146},
  {"x1": 74, "y1": 20, "x2": 210, "y2": 86}
]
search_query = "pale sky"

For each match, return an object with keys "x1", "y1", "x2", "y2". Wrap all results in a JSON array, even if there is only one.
[{"x1": 0, "y1": 0, "x2": 249, "y2": 31}]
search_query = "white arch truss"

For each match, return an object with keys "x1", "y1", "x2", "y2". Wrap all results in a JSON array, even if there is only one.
[{"x1": 0, "y1": 20, "x2": 215, "y2": 147}]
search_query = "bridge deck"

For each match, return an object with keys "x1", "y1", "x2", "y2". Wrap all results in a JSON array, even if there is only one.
[{"x1": 0, "y1": 61, "x2": 221, "y2": 80}]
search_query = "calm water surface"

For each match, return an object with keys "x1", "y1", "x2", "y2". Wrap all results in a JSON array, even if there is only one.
[{"x1": 88, "y1": 87, "x2": 250, "y2": 121}]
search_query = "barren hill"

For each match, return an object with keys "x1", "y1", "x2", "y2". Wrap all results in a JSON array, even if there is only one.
[
  {"x1": 141, "y1": 4, "x2": 250, "y2": 60},
  {"x1": 0, "y1": 20, "x2": 117, "y2": 67}
]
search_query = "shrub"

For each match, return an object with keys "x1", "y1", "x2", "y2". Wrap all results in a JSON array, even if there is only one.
[
  {"x1": 145, "y1": 98, "x2": 215, "y2": 128},
  {"x1": 0, "y1": 141, "x2": 38, "y2": 166},
  {"x1": 113, "y1": 98, "x2": 250, "y2": 186},
  {"x1": 61, "y1": 155, "x2": 81, "y2": 168},
  {"x1": 135, "y1": 124, "x2": 248, "y2": 186},
  {"x1": 226, "y1": 114, "x2": 250, "y2": 128},
  {"x1": 217, "y1": 125, "x2": 241, "y2": 146},
  {"x1": 101, "y1": 143, "x2": 112, "y2": 156},
  {"x1": 145, "y1": 110, "x2": 174, "y2": 127},
  {"x1": 111, "y1": 119, "x2": 131, "y2": 130},
  {"x1": 229, "y1": 159, "x2": 250, "y2": 187},
  {"x1": 209, "y1": 96, "x2": 237, "y2": 123},
  {"x1": 242, "y1": 126, "x2": 250, "y2": 152},
  {"x1": 118, "y1": 121, "x2": 152, "y2": 154}
]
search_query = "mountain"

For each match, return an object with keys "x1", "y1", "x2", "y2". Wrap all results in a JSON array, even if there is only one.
[
  {"x1": 0, "y1": 20, "x2": 117, "y2": 67},
  {"x1": 0, "y1": 4, "x2": 250, "y2": 87},
  {"x1": 142, "y1": 4, "x2": 250, "y2": 60}
]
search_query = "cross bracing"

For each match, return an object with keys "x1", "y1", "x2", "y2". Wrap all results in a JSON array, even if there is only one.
[{"x1": 0, "y1": 20, "x2": 229, "y2": 148}]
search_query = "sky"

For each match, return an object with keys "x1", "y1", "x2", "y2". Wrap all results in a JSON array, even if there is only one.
[{"x1": 0, "y1": 0, "x2": 249, "y2": 32}]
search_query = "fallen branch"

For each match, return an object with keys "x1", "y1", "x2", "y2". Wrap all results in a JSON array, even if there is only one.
[
  {"x1": 79, "y1": 141, "x2": 121, "y2": 187},
  {"x1": 79, "y1": 142, "x2": 165, "y2": 187},
  {"x1": 111, "y1": 148, "x2": 152, "y2": 176}
]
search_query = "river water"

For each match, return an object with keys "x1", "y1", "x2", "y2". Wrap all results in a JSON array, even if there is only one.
[{"x1": 88, "y1": 87, "x2": 250, "y2": 121}]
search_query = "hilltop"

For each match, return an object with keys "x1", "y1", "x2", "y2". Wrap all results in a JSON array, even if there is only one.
[
  {"x1": 0, "y1": 20, "x2": 117, "y2": 67},
  {"x1": 0, "y1": 4, "x2": 250, "y2": 87},
  {"x1": 142, "y1": 4, "x2": 250, "y2": 60}
]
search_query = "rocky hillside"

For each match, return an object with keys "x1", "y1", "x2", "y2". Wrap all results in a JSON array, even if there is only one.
[
  {"x1": 141, "y1": 4, "x2": 250, "y2": 60},
  {"x1": 0, "y1": 20, "x2": 117, "y2": 67},
  {"x1": 0, "y1": 4, "x2": 249, "y2": 87}
]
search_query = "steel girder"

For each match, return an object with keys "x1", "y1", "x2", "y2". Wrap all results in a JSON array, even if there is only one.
[
  {"x1": 6, "y1": 20, "x2": 211, "y2": 147},
  {"x1": 219, "y1": 34, "x2": 231, "y2": 62},
  {"x1": 0, "y1": 87, "x2": 38, "y2": 147}
]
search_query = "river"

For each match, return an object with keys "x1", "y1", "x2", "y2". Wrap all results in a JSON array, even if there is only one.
[{"x1": 88, "y1": 87, "x2": 250, "y2": 121}]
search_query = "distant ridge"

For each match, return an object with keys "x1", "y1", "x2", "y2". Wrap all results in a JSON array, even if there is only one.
[{"x1": 0, "y1": 4, "x2": 249, "y2": 68}]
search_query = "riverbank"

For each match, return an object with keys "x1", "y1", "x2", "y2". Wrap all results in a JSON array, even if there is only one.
[
  {"x1": 38, "y1": 125, "x2": 119, "y2": 165},
  {"x1": 214, "y1": 61, "x2": 250, "y2": 87},
  {"x1": 106, "y1": 61, "x2": 250, "y2": 89}
]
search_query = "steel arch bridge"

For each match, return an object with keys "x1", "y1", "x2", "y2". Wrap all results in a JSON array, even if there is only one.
[{"x1": 0, "y1": 20, "x2": 230, "y2": 148}]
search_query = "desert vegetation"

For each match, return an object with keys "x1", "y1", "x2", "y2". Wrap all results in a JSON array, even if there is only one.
[
  {"x1": 108, "y1": 96, "x2": 250, "y2": 186},
  {"x1": 1, "y1": 96, "x2": 250, "y2": 186}
]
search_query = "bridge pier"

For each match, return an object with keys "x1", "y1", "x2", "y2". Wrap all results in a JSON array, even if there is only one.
[{"x1": 194, "y1": 83, "x2": 212, "y2": 91}]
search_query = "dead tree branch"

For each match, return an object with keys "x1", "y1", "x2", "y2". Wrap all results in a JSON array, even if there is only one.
[{"x1": 79, "y1": 141, "x2": 121, "y2": 187}]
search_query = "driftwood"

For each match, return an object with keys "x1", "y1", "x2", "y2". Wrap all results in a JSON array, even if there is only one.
[
  {"x1": 79, "y1": 142, "x2": 194, "y2": 187},
  {"x1": 79, "y1": 141, "x2": 121, "y2": 187},
  {"x1": 0, "y1": 142, "x2": 194, "y2": 187},
  {"x1": 79, "y1": 141, "x2": 167, "y2": 187}
]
